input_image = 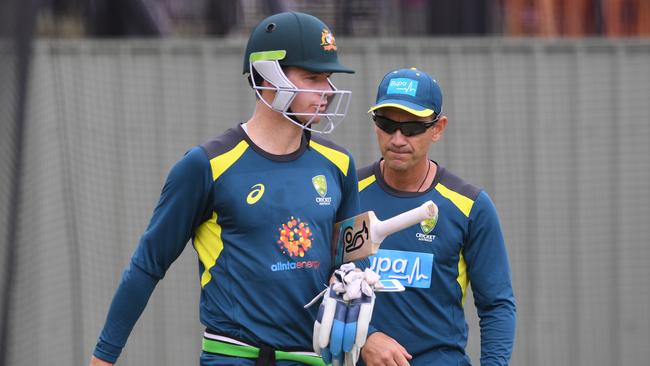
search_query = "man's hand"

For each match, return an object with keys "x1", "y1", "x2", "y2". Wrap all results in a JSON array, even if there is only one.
[
  {"x1": 361, "y1": 332, "x2": 412, "y2": 366},
  {"x1": 89, "y1": 355, "x2": 113, "y2": 366}
]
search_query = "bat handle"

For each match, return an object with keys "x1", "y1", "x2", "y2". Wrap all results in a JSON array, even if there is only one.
[{"x1": 372, "y1": 200, "x2": 438, "y2": 243}]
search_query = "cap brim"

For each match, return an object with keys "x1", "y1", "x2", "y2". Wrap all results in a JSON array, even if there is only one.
[
  {"x1": 289, "y1": 60, "x2": 355, "y2": 74},
  {"x1": 367, "y1": 99, "x2": 434, "y2": 117}
]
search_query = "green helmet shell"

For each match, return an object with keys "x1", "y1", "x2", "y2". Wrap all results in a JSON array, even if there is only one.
[{"x1": 243, "y1": 12, "x2": 354, "y2": 75}]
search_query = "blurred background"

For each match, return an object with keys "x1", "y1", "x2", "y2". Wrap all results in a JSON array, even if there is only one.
[
  {"x1": 1, "y1": 1, "x2": 649, "y2": 366},
  {"x1": 25, "y1": 0, "x2": 650, "y2": 38}
]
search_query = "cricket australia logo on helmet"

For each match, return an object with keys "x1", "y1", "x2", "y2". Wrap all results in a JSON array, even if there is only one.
[
  {"x1": 243, "y1": 12, "x2": 354, "y2": 134},
  {"x1": 312, "y1": 175, "x2": 331, "y2": 205},
  {"x1": 320, "y1": 29, "x2": 337, "y2": 51}
]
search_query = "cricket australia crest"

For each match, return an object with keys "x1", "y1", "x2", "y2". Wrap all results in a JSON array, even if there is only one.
[
  {"x1": 417, "y1": 216, "x2": 437, "y2": 242},
  {"x1": 312, "y1": 175, "x2": 331, "y2": 205}
]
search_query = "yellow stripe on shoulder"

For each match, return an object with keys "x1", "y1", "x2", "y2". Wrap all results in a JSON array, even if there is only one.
[
  {"x1": 309, "y1": 140, "x2": 350, "y2": 176},
  {"x1": 358, "y1": 175, "x2": 376, "y2": 192},
  {"x1": 193, "y1": 212, "x2": 224, "y2": 288},
  {"x1": 209, "y1": 140, "x2": 249, "y2": 181},
  {"x1": 435, "y1": 183, "x2": 475, "y2": 217}
]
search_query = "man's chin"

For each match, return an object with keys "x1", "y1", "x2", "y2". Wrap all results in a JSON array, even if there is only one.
[{"x1": 384, "y1": 159, "x2": 412, "y2": 172}]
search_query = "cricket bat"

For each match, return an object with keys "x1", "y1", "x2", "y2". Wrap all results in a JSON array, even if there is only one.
[{"x1": 332, "y1": 200, "x2": 438, "y2": 265}]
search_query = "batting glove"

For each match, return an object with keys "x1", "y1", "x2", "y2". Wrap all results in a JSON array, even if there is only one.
[{"x1": 308, "y1": 264, "x2": 380, "y2": 366}]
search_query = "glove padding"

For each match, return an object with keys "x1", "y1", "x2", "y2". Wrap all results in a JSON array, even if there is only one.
[{"x1": 310, "y1": 264, "x2": 381, "y2": 366}]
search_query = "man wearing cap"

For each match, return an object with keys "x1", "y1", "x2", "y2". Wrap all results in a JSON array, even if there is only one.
[
  {"x1": 357, "y1": 68, "x2": 516, "y2": 366},
  {"x1": 89, "y1": 12, "x2": 364, "y2": 366}
]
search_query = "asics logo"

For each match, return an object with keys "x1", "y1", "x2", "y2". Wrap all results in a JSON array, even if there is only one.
[{"x1": 246, "y1": 184, "x2": 265, "y2": 205}]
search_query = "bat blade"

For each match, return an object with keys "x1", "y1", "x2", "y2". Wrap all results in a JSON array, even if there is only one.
[
  {"x1": 332, "y1": 200, "x2": 438, "y2": 265},
  {"x1": 331, "y1": 211, "x2": 376, "y2": 265}
]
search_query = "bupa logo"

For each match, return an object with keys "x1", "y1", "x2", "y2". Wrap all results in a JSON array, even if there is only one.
[
  {"x1": 387, "y1": 78, "x2": 418, "y2": 96},
  {"x1": 369, "y1": 249, "x2": 433, "y2": 288},
  {"x1": 312, "y1": 175, "x2": 332, "y2": 205},
  {"x1": 416, "y1": 217, "x2": 437, "y2": 242}
]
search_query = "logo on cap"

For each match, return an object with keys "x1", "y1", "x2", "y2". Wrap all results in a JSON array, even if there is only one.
[
  {"x1": 387, "y1": 78, "x2": 418, "y2": 96},
  {"x1": 320, "y1": 29, "x2": 337, "y2": 51}
]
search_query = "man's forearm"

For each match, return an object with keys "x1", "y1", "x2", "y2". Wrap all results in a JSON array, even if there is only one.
[{"x1": 92, "y1": 262, "x2": 159, "y2": 363}]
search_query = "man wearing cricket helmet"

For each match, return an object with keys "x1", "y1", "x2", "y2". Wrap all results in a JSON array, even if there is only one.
[{"x1": 90, "y1": 12, "x2": 369, "y2": 366}]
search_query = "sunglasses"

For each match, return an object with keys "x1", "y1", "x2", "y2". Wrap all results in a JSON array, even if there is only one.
[{"x1": 373, "y1": 113, "x2": 439, "y2": 137}]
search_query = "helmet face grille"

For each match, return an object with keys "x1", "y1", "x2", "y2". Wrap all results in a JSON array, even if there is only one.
[{"x1": 249, "y1": 60, "x2": 352, "y2": 134}]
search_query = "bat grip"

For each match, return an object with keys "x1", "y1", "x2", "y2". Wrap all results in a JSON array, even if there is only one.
[{"x1": 372, "y1": 200, "x2": 438, "y2": 243}]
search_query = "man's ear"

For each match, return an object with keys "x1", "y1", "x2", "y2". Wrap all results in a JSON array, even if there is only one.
[{"x1": 431, "y1": 115, "x2": 448, "y2": 142}]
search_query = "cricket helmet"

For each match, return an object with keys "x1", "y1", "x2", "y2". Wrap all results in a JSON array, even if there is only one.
[{"x1": 243, "y1": 12, "x2": 354, "y2": 133}]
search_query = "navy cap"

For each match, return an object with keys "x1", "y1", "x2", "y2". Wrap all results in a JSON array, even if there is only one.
[{"x1": 368, "y1": 68, "x2": 442, "y2": 117}]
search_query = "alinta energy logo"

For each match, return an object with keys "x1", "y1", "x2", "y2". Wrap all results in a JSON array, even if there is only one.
[
  {"x1": 272, "y1": 216, "x2": 320, "y2": 272},
  {"x1": 312, "y1": 175, "x2": 331, "y2": 206},
  {"x1": 416, "y1": 216, "x2": 437, "y2": 242}
]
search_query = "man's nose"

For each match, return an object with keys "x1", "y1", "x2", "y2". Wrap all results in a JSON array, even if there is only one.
[
  {"x1": 390, "y1": 129, "x2": 408, "y2": 145},
  {"x1": 321, "y1": 84, "x2": 334, "y2": 98}
]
